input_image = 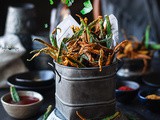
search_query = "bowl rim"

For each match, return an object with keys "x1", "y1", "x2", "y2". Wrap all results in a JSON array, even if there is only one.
[
  {"x1": 138, "y1": 90, "x2": 160, "y2": 101},
  {"x1": 14, "y1": 70, "x2": 54, "y2": 83},
  {"x1": 1, "y1": 90, "x2": 43, "y2": 106}
]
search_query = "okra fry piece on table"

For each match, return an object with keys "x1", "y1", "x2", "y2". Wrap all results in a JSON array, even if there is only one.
[
  {"x1": 10, "y1": 86, "x2": 20, "y2": 103},
  {"x1": 42, "y1": 105, "x2": 52, "y2": 120},
  {"x1": 102, "y1": 112, "x2": 120, "y2": 120},
  {"x1": 76, "y1": 111, "x2": 87, "y2": 120}
]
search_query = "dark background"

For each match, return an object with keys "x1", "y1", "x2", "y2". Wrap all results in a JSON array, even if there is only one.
[
  {"x1": 0, "y1": 0, "x2": 59, "y2": 35},
  {"x1": 0, "y1": 0, "x2": 93, "y2": 36}
]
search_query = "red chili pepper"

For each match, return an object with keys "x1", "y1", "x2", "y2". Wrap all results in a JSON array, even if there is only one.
[{"x1": 118, "y1": 86, "x2": 134, "y2": 91}]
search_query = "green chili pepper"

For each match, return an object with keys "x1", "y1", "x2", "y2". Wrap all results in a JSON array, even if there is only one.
[
  {"x1": 144, "y1": 25, "x2": 150, "y2": 49},
  {"x1": 149, "y1": 44, "x2": 160, "y2": 50},
  {"x1": 105, "y1": 34, "x2": 113, "y2": 48},
  {"x1": 50, "y1": 35, "x2": 58, "y2": 48},
  {"x1": 99, "y1": 19, "x2": 105, "y2": 39},
  {"x1": 42, "y1": 105, "x2": 52, "y2": 120},
  {"x1": 10, "y1": 86, "x2": 20, "y2": 103},
  {"x1": 105, "y1": 16, "x2": 113, "y2": 48},
  {"x1": 57, "y1": 38, "x2": 68, "y2": 63},
  {"x1": 67, "y1": 56, "x2": 86, "y2": 68},
  {"x1": 105, "y1": 16, "x2": 112, "y2": 36}
]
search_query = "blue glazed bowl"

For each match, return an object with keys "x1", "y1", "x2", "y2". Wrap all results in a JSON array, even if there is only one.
[
  {"x1": 116, "y1": 81, "x2": 140, "y2": 104},
  {"x1": 138, "y1": 89, "x2": 160, "y2": 112}
]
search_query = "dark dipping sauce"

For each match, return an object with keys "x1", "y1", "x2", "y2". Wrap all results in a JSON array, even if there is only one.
[{"x1": 7, "y1": 96, "x2": 39, "y2": 105}]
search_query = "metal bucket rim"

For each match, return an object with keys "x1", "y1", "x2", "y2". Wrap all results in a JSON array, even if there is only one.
[{"x1": 53, "y1": 59, "x2": 120, "y2": 70}]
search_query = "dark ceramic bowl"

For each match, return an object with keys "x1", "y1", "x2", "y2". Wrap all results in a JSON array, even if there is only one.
[
  {"x1": 7, "y1": 70, "x2": 55, "y2": 87},
  {"x1": 142, "y1": 72, "x2": 160, "y2": 87},
  {"x1": 116, "y1": 81, "x2": 140, "y2": 103},
  {"x1": 138, "y1": 89, "x2": 160, "y2": 113}
]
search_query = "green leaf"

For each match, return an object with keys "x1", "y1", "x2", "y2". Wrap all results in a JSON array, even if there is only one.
[
  {"x1": 144, "y1": 25, "x2": 150, "y2": 49},
  {"x1": 49, "y1": 0, "x2": 54, "y2": 5},
  {"x1": 10, "y1": 86, "x2": 20, "y2": 103},
  {"x1": 61, "y1": 0, "x2": 74, "y2": 7},
  {"x1": 80, "y1": 0, "x2": 93, "y2": 15}
]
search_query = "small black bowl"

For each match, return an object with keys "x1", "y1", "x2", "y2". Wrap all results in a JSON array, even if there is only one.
[
  {"x1": 116, "y1": 81, "x2": 140, "y2": 104},
  {"x1": 142, "y1": 72, "x2": 160, "y2": 87},
  {"x1": 7, "y1": 70, "x2": 55, "y2": 87},
  {"x1": 138, "y1": 89, "x2": 160, "y2": 113}
]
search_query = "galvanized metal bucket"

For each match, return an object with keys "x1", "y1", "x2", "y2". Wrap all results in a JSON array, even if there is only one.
[{"x1": 52, "y1": 59, "x2": 122, "y2": 120}]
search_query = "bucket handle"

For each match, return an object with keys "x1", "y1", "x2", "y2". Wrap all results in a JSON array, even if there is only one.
[
  {"x1": 48, "y1": 62, "x2": 61, "y2": 83},
  {"x1": 116, "y1": 59, "x2": 123, "y2": 72}
]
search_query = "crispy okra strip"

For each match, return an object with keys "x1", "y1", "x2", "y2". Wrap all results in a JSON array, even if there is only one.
[
  {"x1": 67, "y1": 55, "x2": 86, "y2": 67},
  {"x1": 34, "y1": 39, "x2": 58, "y2": 51},
  {"x1": 98, "y1": 49, "x2": 104, "y2": 71},
  {"x1": 88, "y1": 16, "x2": 103, "y2": 30},
  {"x1": 27, "y1": 47, "x2": 57, "y2": 61},
  {"x1": 76, "y1": 14, "x2": 93, "y2": 43}
]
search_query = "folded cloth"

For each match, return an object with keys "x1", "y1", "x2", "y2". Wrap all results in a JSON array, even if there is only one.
[{"x1": 0, "y1": 34, "x2": 28, "y2": 88}]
